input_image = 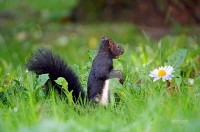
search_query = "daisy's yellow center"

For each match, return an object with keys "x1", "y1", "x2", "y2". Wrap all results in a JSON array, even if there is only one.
[{"x1": 158, "y1": 69, "x2": 166, "y2": 77}]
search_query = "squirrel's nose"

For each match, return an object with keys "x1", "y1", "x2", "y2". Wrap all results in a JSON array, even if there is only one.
[{"x1": 120, "y1": 47, "x2": 124, "y2": 55}]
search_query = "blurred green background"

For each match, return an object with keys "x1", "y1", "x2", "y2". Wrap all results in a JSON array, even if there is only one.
[{"x1": 1, "y1": 0, "x2": 200, "y2": 64}]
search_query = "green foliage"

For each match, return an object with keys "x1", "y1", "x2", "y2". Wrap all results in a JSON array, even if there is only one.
[
  {"x1": 34, "y1": 74, "x2": 49, "y2": 98},
  {"x1": 167, "y1": 48, "x2": 188, "y2": 69},
  {"x1": 0, "y1": 0, "x2": 78, "y2": 11},
  {"x1": 55, "y1": 77, "x2": 68, "y2": 90},
  {"x1": 36, "y1": 74, "x2": 49, "y2": 89},
  {"x1": 55, "y1": 77, "x2": 74, "y2": 105},
  {"x1": 165, "y1": 49, "x2": 188, "y2": 89}
]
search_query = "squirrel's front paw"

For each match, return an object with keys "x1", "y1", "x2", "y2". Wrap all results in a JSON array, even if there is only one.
[{"x1": 119, "y1": 78, "x2": 124, "y2": 84}]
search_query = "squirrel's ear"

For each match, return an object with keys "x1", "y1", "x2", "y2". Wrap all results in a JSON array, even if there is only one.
[
  {"x1": 102, "y1": 36, "x2": 114, "y2": 50},
  {"x1": 108, "y1": 39, "x2": 114, "y2": 51},
  {"x1": 102, "y1": 36, "x2": 108, "y2": 41}
]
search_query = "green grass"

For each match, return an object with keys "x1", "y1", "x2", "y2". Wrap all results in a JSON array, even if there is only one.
[{"x1": 0, "y1": 2, "x2": 200, "y2": 132}]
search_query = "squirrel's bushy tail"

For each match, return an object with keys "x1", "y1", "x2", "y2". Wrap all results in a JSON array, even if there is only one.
[{"x1": 26, "y1": 48, "x2": 85, "y2": 102}]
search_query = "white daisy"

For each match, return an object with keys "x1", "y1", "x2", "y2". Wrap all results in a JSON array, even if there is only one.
[{"x1": 149, "y1": 65, "x2": 174, "y2": 82}]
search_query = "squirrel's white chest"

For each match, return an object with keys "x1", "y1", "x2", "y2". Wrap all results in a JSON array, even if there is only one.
[{"x1": 100, "y1": 80, "x2": 110, "y2": 105}]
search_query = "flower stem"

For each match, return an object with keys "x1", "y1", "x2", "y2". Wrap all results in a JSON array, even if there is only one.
[{"x1": 167, "y1": 80, "x2": 171, "y2": 87}]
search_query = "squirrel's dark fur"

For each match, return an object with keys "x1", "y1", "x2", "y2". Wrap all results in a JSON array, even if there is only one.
[
  {"x1": 26, "y1": 37, "x2": 124, "y2": 104},
  {"x1": 26, "y1": 48, "x2": 85, "y2": 102},
  {"x1": 87, "y1": 37, "x2": 124, "y2": 104}
]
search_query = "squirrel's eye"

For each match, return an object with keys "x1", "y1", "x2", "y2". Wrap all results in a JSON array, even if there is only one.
[{"x1": 117, "y1": 45, "x2": 120, "y2": 49}]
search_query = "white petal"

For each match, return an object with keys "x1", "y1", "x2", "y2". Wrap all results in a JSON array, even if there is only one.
[
  {"x1": 167, "y1": 66, "x2": 174, "y2": 73},
  {"x1": 168, "y1": 68, "x2": 174, "y2": 74},
  {"x1": 149, "y1": 72, "x2": 157, "y2": 77},
  {"x1": 162, "y1": 75, "x2": 172, "y2": 81},
  {"x1": 165, "y1": 66, "x2": 170, "y2": 71},
  {"x1": 162, "y1": 78, "x2": 166, "y2": 81},
  {"x1": 149, "y1": 69, "x2": 159, "y2": 77},
  {"x1": 153, "y1": 77, "x2": 160, "y2": 82},
  {"x1": 163, "y1": 66, "x2": 168, "y2": 70},
  {"x1": 159, "y1": 66, "x2": 163, "y2": 70}
]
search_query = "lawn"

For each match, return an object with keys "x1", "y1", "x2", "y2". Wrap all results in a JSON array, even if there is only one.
[{"x1": 0, "y1": 1, "x2": 200, "y2": 132}]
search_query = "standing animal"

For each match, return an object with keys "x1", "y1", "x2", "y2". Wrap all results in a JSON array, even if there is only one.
[{"x1": 26, "y1": 36, "x2": 124, "y2": 105}]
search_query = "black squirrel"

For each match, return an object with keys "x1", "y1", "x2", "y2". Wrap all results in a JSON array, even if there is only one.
[{"x1": 26, "y1": 36, "x2": 124, "y2": 105}]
